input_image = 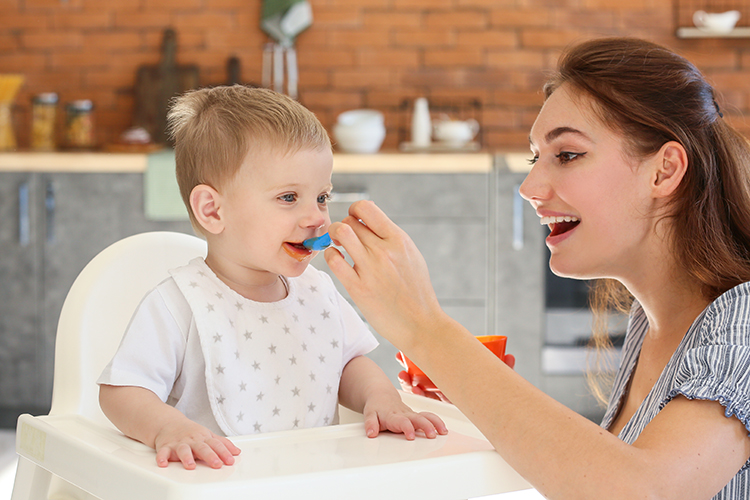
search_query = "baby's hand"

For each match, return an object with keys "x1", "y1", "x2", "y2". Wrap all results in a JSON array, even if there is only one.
[
  {"x1": 362, "y1": 391, "x2": 448, "y2": 440},
  {"x1": 153, "y1": 419, "x2": 241, "y2": 469}
]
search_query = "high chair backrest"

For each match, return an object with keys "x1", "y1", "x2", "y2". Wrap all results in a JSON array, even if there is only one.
[{"x1": 49, "y1": 231, "x2": 207, "y2": 427}]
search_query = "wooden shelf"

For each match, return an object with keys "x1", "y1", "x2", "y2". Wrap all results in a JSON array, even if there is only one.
[{"x1": 676, "y1": 27, "x2": 750, "y2": 38}]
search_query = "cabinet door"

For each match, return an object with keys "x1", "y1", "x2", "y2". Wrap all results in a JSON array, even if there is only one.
[
  {"x1": 39, "y1": 173, "x2": 196, "y2": 404},
  {"x1": 490, "y1": 168, "x2": 546, "y2": 387},
  {"x1": 325, "y1": 173, "x2": 489, "y2": 306},
  {"x1": 0, "y1": 173, "x2": 44, "y2": 411}
]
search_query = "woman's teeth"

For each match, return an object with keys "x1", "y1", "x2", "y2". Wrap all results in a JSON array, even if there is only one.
[
  {"x1": 540, "y1": 215, "x2": 580, "y2": 228},
  {"x1": 541, "y1": 215, "x2": 580, "y2": 237}
]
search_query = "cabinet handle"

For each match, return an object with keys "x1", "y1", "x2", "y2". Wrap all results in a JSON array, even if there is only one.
[
  {"x1": 45, "y1": 181, "x2": 55, "y2": 244},
  {"x1": 512, "y1": 184, "x2": 524, "y2": 250},
  {"x1": 330, "y1": 191, "x2": 369, "y2": 204},
  {"x1": 18, "y1": 181, "x2": 30, "y2": 246}
]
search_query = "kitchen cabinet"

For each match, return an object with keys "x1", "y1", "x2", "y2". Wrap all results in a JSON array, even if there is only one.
[
  {"x1": 0, "y1": 171, "x2": 193, "y2": 426},
  {"x1": 0, "y1": 173, "x2": 43, "y2": 423},
  {"x1": 489, "y1": 165, "x2": 546, "y2": 388}
]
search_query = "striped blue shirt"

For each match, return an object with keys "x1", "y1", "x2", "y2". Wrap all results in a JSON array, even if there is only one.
[{"x1": 601, "y1": 282, "x2": 750, "y2": 499}]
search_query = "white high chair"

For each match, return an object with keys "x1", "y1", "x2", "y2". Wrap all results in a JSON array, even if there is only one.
[{"x1": 11, "y1": 231, "x2": 532, "y2": 500}]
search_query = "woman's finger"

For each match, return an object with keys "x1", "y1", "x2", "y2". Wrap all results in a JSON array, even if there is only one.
[
  {"x1": 344, "y1": 200, "x2": 399, "y2": 240},
  {"x1": 326, "y1": 221, "x2": 370, "y2": 276},
  {"x1": 323, "y1": 243, "x2": 357, "y2": 283}
]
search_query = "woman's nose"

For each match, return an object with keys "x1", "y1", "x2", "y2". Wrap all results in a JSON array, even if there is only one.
[{"x1": 518, "y1": 163, "x2": 551, "y2": 203}]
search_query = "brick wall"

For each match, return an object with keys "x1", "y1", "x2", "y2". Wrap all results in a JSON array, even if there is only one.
[{"x1": 1, "y1": 0, "x2": 749, "y2": 150}]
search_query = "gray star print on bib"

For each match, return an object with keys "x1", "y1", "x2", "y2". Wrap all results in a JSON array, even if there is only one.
[{"x1": 170, "y1": 258, "x2": 344, "y2": 436}]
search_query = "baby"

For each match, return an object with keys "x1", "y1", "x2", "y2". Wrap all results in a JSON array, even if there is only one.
[{"x1": 98, "y1": 85, "x2": 446, "y2": 470}]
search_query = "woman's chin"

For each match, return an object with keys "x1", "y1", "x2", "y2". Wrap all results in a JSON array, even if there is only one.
[{"x1": 548, "y1": 259, "x2": 593, "y2": 280}]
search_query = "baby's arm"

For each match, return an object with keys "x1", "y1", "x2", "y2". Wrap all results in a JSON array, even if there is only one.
[
  {"x1": 99, "y1": 384, "x2": 240, "y2": 469},
  {"x1": 338, "y1": 355, "x2": 448, "y2": 439}
]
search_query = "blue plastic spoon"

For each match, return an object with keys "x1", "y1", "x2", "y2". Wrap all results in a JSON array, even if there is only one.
[{"x1": 303, "y1": 233, "x2": 332, "y2": 251}]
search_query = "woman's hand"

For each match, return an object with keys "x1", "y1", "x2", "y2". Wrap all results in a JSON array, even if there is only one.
[
  {"x1": 397, "y1": 369, "x2": 450, "y2": 403},
  {"x1": 324, "y1": 200, "x2": 444, "y2": 353}
]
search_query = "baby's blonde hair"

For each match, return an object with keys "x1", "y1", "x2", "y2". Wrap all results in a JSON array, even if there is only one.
[{"x1": 167, "y1": 85, "x2": 331, "y2": 231}]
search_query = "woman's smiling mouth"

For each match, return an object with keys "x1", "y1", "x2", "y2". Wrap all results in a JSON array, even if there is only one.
[{"x1": 541, "y1": 215, "x2": 580, "y2": 237}]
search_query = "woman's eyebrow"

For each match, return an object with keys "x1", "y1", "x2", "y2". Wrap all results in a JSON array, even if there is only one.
[
  {"x1": 547, "y1": 126, "x2": 589, "y2": 143},
  {"x1": 529, "y1": 126, "x2": 591, "y2": 146}
]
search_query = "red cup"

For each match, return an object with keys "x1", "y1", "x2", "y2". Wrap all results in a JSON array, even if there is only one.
[{"x1": 398, "y1": 335, "x2": 507, "y2": 392}]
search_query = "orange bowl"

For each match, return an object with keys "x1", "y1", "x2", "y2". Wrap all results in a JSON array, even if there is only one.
[{"x1": 398, "y1": 335, "x2": 507, "y2": 392}]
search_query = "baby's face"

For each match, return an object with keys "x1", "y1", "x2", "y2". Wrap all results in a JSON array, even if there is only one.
[{"x1": 215, "y1": 146, "x2": 333, "y2": 282}]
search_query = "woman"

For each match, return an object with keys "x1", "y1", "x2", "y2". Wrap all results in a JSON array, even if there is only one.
[{"x1": 324, "y1": 37, "x2": 750, "y2": 499}]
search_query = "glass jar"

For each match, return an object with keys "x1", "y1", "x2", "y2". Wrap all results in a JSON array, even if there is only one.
[
  {"x1": 64, "y1": 99, "x2": 94, "y2": 149},
  {"x1": 0, "y1": 102, "x2": 14, "y2": 151},
  {"x1": 31, "y1": 93, "x2": 58, "y2": 151}
]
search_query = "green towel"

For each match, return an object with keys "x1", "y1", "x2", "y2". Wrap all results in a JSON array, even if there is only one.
[
  {"x1": 144, "y1": 149, "x2": 189, "y2": 220},
  {"x1": 261, "y1": 0, "x2": 312, "y2": 45}
]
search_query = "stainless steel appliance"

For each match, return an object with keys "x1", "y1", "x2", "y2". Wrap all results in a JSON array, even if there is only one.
[{"x1": 541, "y1": 233, "x2": 626, "y2": 376}]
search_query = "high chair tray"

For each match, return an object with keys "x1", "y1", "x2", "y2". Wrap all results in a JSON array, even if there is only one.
[{"x1": 15, "y1": 393, "x2": 531, "y2": 500}]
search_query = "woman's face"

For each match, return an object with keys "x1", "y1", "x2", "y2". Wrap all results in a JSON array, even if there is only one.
[{"x1": 519, "y1": 84, "x2": 658, "y2": 282}]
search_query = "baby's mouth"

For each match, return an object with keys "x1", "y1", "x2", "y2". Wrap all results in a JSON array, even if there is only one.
[
  {"x1": 541, "y1": 215, "x2": 580, "y2": 237},
  {"x1": 283, "y1": 241, "x2": 312, "y2": 262}
]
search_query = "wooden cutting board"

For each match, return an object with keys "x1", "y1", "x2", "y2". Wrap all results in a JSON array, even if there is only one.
[{"x1": 133, "y1": 28, "x2": 199, "y2": 145}]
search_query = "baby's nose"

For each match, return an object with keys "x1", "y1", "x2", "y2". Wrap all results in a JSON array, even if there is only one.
[{"x1": 301, "y1": 205, "x2": 327, "y2": 229}]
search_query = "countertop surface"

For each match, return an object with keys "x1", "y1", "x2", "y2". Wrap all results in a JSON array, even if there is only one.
[{"x1": 0, "y1": 150, "x2": 533, "y2": 173}]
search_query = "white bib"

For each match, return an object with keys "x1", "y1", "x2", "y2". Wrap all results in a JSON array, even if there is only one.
[{"x1": 170, "y1": 258, "x2": 345, "y2": 435}]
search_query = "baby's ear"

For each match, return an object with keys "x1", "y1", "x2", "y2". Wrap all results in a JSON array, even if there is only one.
[{"x1": 190, "y1": 184, "x2": 224, "y2": 235}]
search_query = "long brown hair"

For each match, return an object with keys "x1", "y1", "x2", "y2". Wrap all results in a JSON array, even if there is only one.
[{"x1": 544, "y1": 37, "x2": 750, "y2": 403}]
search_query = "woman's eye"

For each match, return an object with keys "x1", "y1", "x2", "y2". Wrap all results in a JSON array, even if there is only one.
[
  {"x1": 527, "y1": 155, "x2": 539, "y2": 166},
  {"x1": 279, "y1": 193, "x2": 297, "y2": 203},
  {"x1": 317, "y1": 193, "x2": 331, "y2": 205},
  {"x1": 555, "y1": 151, "x2": 586, "y2": 164}
]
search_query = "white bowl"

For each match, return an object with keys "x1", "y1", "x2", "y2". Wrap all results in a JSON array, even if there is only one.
[
  {"x1": 337, "y1": 109, "x2": 384, "y2": 128},
  {"x1": 333, "y1": 122, "x2": 386, "y2": 154},
  {"x1": 693, "y1": 10, "x2": 740, "y2": 34}
]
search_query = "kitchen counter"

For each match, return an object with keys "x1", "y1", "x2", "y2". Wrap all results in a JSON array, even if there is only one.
[
  {"x1": 0, "y1": 150, "x2": 533, "y2": 173},
  {"x1": 0, "y1": 151, "x2": 149, "y2": 172}
]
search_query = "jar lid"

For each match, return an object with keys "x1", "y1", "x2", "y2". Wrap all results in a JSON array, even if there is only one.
[
  {"x1": 67, "y1": 99, "x2": 93, "y2": 111},
  {"x1": 33, "y1": 93, "x2": 59, "y2": 104}
]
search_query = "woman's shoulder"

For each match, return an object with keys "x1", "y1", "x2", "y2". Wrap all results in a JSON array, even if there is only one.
[
  {"x1": 700, "y1": 281, "x2": 750, "y2": 345},
  {"x1": 707, "y1": 281, "x2": 750, "y2": 316}
]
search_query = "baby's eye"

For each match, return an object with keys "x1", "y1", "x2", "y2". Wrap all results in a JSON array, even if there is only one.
[
  {"x1": 279, "y1": 193, "x2": 297, "y2": 203},
  {"x1": 555, "y1": 151, "x2": 586, "y2": 164},
  {"x1": 317, "y1": 193, "x2": 331, "y2": 205}
]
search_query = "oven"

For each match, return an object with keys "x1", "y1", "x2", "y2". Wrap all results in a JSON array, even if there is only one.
[{"x1": 540, "y1": 232, "x2": 626, "y2": 376}]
